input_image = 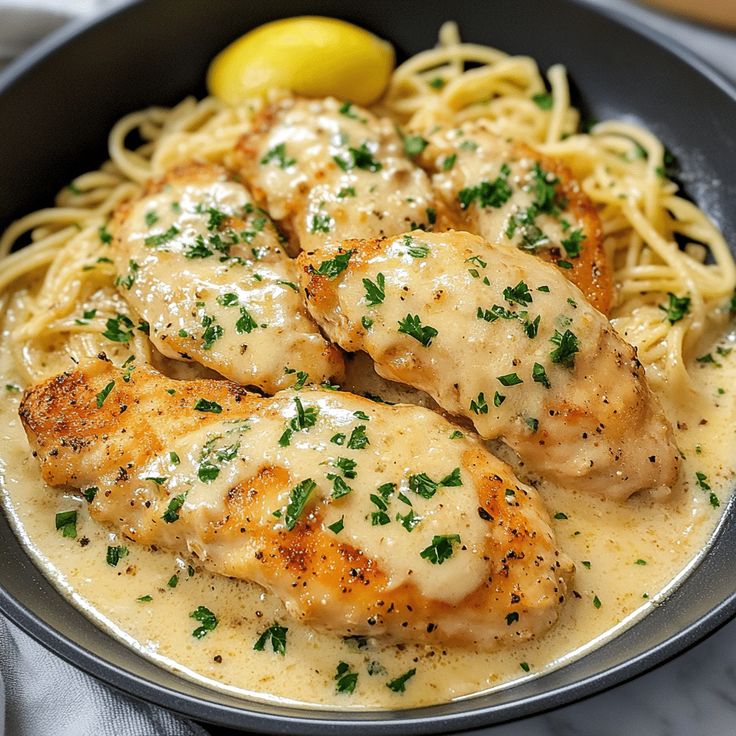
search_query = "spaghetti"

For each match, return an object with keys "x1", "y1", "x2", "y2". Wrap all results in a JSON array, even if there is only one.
[{"x1": 1, "y1": 21, "x2": 733, "y2": 400}]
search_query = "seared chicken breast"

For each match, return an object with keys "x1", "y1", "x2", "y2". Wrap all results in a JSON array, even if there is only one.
[
  {"x1": 20, "y1": 358, "x2": 572, "y2": 648},
  {"x1": 297, "y1": 230, "x2": 678, "y2": 500},
  {"x1": 418, "y1": 121, "x2": 612, "y2": 314},
  {"x1": 112, "y1": 162, "x2": 343, "y2": 393},
  {"x1": 234, "y1": 96, "x2": 437, "y2": 251}
]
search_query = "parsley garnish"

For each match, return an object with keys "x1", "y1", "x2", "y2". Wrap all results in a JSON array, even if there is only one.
[
  {"x1": 550, "y1": 329, "x2": 580, "y2": 368},
  {"x1": 260, "y1": 143, "x2": 295, "y2": 169},
  {"x1": 503, "y1": 280, "x2": 533, "y2": 307},
  {"x1": 236, "y1": 306, "x2": 258, "y2": 334},
  {"x1": 459, "y1": 174, "x2": 512, "y2": 210},
  {"x1": 284, "y1": 478, "x2": 317, "y2": 530},
  {"x1": 470, "y1": 392, "x2": 488, "y2": 415},
  {"x1": 443, "y1": 153, "x2": 457, "y2": 171},
  {"x1": 403, "y1": 134, "x2": 428, "y2": 156},
  {"x1": 106, "y1": 545, "x2": 128, "y2": 566},
  {"x1": 102, "y1": 314, "x2": 134, "y2": 343},
  {"x1": 55, "y1": 510, "x2": 77, "y2": 539},
  {"x1": 95, "y1": 380, "x2": 115, "y2": 408},
  {"x1": 347, "y1": 425, "x2": 369, "y2": 450},
  {"x1": 532, "y1": 362, "x2": 551, "y2": 388},
  {"x1": 194, "y1": 398, "x2": 222, "y2": 413},
  {"x1": 386, "y1": 668, "x2": 416, "y2": 693},
  {"x1": 313, "y1": 250, "x2": 353, "y2": 278},
  {"x1": 532, "y1": 92, "x2": 553, "y2": 110},
  {"x1": 335, "y1": 662, "x2": 359, "y2": 694},
  {"x1": 115, "y1": 259, "x2": 139, "y2": 290},
  {"x1": 327, "y1": 516, "x2": 345, "y2": 534},
  {"x1": 659, "y1": 293, "x2": 691, "y2": 324},
  {"x1": 363, "y1": 273, "x2": 385, "y2": 306},
  {"x1": 420, "y1": 534, "x2": 461, "y2": 564},
  {"x1": 497, "y1": 372, "x2": 523, "y2": 386},
  {"x1": 162, "y1": 494, "x2": 187, "y2": 523},
  {"x1": 253, "y1": 623, "x2": 288, "y2": 655},
  {"x1": 409, "y1": 473, "x2": 438, "y2": 499},
  {"x1": 396, "y1": 509, "x2": 421, "y2": 532},
  {"x1": 561, "y1": 228, "x2": 585, "y2": 258},
  {"x1": 190, "y1": 605, "x2": 218, "y2": 638},
  {"x1": 309, "y1": 213, "x2": 333, "y2": 233},
  {"x1": 82, "y1": 487, "x2": 98, "y2": 503},
  {"x1": 334, "y1": 143, "x2": 382, "y2": 172},
  {"x1": 144, "y1": 225, "x2": 179, "y2": 247},
  {"x1": 397, "y1": 313, "x2": 438, "y2": 347}
]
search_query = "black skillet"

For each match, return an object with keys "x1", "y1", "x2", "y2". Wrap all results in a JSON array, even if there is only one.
[{"x1": 0, "y1": 0, "x2": 735, "y2": 732}]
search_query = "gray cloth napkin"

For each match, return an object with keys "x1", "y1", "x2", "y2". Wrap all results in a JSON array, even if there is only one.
[{"x1": 0, "y1": 616, "x2": 208, "y2": 736}]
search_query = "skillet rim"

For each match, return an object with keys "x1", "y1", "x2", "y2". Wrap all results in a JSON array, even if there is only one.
[{"x1": 1, "y1": 0, "x2": 736, "y2": 731}]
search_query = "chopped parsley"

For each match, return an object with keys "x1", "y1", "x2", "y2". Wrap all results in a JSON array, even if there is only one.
[
  {"x1": 334, "y1": 662, "x2": 358, "y2": 694},
  {"x1": 137, "y1": 595, "x2": 153, "y2": 603},
  {"x1": 419, "y1": 534, "x2": 461, "y2": 564},
  {"x1": 162, "y1": 494, "x2": 187, "y2": 523},
  {"x1": 253, "y1": 623, "x2": 288, "y2": 655},
  {"x1": 334, "y1": 142, "x2": 382, "y2": 172},
  {"x1": 503, "y1": 280, "x2": 533, "y2": 307},
  {"x1": 470, "y1": 392, "x2": 489, "y2": 415},
  {"x1": 98, "y1": 223, "x2": 113, "y2": 244},
  {"x1": 396, "y1": 509, "x2": 421, "y2": 532},
  {"x1": 347, "y1": 425, "x2": 369, "y2": 450},
  {"x1": 593, "y1": 595, "x2": 602, "y2": 609},
  {"x1": 106, "y1": 545, "x2": 128, "y2": 567},
  {"x1": 102, "y1": 314, "x2": 134, "y2": 343},
  {"x1": 550, "y1": 329, "x2": 580, "y2": 368},
  {"x1": 561, "y1": 228, "x2": 585, "y2": 258},
  {"x1": 284, "y1": 478, "x2": 317, "y2": 530},
  {"x1": 363, "y1": 273, "x2": 386, "y2": 306},
  {"x1": 115, "y1": 259, "x2": 139, "y2": 290},
  {"x1": 82, "y1": 487, "x2": 98, "y2": 503},
  {"x1": 55, "y1": 510, "x2": 77, "y2": 539},
  {"x1": 403, "y1": 134, "x2": 428, "y2": 156},
  {"x1": 442, "y1": 153, "x2": 457, "y2": 171},
  {"x1": 144, "y1": 225, "x2": 179, "y2": 247},
  {"x1": 532, "y1": 92, "x2": 553, "y2": 110},
  {"x1": 260, "y1": 143, "x2": 295, "y2": 169},
  {"x1": 458, "y1": 171, "x2": 512, "y2": 210},
  {"x1": 95, "y1": 380, "x2": 115, "y2": 408},
  {"x1": 194, "y1": 398, "x2": 222, "y2": 413},
  {"x1": 532, "y1": 362, "x2": 551, "y2": 389},
  {"x1": 327, "y1": 516, "x2": 345, "y2": 534},
  {"x1": 397, "y1": 313, "x2": 438, "y2": 347},
  {"x1": 313, "y1": 250, "x2": 353, "y2": 278},
  {"x1": 386, "y1": 668, "x2": 416, "y2": 693},
  {"x1": 309, "y1": 213, "x2": 333, "y2": 233},
  {"x1": 497, "y1": 372, "x2": 523, "y2": 386},
  {"x1": 190, "y1": 605, "x2": 218, "y2": 638},
  {"x1": 659, "y1": 293, "x2": 691, "y2": 324}
]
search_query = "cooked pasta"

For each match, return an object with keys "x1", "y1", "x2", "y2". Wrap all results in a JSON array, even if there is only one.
[{"x1": 1, "y1": 21, "x2": 733, "y2": 399}]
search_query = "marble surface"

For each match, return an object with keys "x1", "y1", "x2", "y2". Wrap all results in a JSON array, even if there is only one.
[{"x1": 1, "y1": 1, "x2": 736, "y2": 735}]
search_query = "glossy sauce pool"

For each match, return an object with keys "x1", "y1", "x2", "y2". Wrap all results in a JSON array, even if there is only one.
[{"x1": 0, "y1": 314, "x2": 734, "y2": 709}]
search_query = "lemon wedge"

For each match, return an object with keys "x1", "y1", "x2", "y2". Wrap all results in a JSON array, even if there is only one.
[{"x1": 207, "y1": 16, "x2": 395, "y2": 106}]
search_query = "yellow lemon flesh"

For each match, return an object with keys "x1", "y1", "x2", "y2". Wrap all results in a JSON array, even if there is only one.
[{"x1": 207, "y1": 16, "x2": 395, "y2": 107}]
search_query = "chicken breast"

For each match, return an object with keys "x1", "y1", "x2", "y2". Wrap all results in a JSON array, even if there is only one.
[
  {"x1": 418, "y1": 121, "x2": 612, "y2": 314},
  {"x1": 296, "y1": 230, "x2": 678, "y2": 500},
  {"x1": 19, "y1": 357, "x2": 572, "y2": 649},
  {"x1": 111, "y1": 162, "x2": 343, "y2": 393},
  {"x1": 233, "y1": 96, "x2": 437, "y2": 251}
]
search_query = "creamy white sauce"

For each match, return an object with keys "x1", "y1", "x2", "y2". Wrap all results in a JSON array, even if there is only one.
[{"x1": 0, "y1": 299, "x2": 734, "y2": 709}]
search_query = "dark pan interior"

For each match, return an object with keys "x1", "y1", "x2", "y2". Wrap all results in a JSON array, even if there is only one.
[{"x1": 0, "y1": 0, "x2": 735, "y2": 732}]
